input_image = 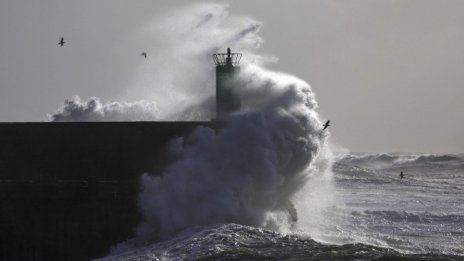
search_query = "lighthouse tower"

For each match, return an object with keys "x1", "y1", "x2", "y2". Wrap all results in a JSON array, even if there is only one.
[{"x1": 213, "y1": 48, "x2": 242, "y2": 119}]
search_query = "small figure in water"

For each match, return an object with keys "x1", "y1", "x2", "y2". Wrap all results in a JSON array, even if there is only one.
[{"x1": 400, "y1": 171, "x2": 404, "y2": 179}]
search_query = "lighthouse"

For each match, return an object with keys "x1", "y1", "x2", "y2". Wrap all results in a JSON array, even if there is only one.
[{"x1": 213, "y1": 48, "x2": 242, "y2": 119}]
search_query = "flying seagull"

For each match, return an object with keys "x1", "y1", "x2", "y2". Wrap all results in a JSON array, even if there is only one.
[
  {"x1": 323, "y1": 120, "x2": 330, "y2": 130},
  {"x1": 141, "y1": 52, "x2": 147, "y2": 59},
  {"x1": 58, "y1": 37, "x2": 65, "y2": 47}
]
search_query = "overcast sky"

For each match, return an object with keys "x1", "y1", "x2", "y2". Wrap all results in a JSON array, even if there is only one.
[{"x1": 1, "y1": 0, "x2": 463, "y2": 154}]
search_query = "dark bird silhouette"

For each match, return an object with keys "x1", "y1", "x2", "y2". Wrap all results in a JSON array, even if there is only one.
[
  {"x1": 141, "y1": 52, "x2": 147, "y2": 59},
  {"x1": 323, "y1": 120, "x2": 330, "y2": 130},
  {"x1": 58, "y1": 37, "x2": 65, "y2": 47}
]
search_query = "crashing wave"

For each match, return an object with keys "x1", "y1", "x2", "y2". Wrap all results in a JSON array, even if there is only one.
[
  {"x1": 97, "y1": 223, "x2": 458, "y2": 261},
  {"x1": 108, "y1": 3, "x2": 333, "y2": 254}
]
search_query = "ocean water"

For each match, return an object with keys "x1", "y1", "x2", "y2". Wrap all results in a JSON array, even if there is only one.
[
  {"x1": 100, "y1": 154, "x2": 464, "y2": 260},
  {"x1": 331, "y1": 153, "x2": 464, "y2": 255}
]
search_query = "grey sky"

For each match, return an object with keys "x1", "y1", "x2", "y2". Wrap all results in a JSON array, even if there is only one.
[{"x1": 1, "y1": 0, "x2": 463, "y2": 153}]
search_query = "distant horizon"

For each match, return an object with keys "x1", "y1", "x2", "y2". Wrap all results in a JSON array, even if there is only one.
[{"x1": 335, "y1": 151, "x2": 464, "y2": 155}]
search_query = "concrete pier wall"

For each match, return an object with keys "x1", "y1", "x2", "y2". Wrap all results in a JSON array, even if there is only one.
[{"x1": 0, "y1": 122, "x2": 217, "y2": 261}]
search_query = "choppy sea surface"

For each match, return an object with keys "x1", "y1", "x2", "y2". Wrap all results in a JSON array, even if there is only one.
[{"x1": 100, "y1": 153, "x2": 464, "y2": 260}]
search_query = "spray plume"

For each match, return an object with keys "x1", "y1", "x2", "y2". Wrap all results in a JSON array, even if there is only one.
[
  {"x1": 126, "y1": 3, "x2": 267, "y2": 120},
  {"x1": 50, "y1": 96, "x2": 158, "y2": 122},
  {"x1": 109, "y1": 3, "x2": 336, "y2": 253},
  {"x1": 50, "y1": 4, "x2": 267, "y2": 122}
]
